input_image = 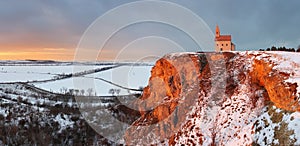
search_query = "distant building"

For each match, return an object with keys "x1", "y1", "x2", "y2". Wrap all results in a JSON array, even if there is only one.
[{"x1": 215, "y1": 25, "x2": 235, "y2": 52}]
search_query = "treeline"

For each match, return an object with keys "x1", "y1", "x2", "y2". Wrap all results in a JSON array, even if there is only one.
[{"x1": 259, "y1": 46, "x2": 300, "y2": 52}]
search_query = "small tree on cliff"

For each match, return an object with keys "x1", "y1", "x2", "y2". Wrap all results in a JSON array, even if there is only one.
[{"x1": 297, "y1": 45, "x2": 300, "y2": 52}]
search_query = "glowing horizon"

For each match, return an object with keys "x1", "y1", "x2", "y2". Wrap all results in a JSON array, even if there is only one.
[{"x1": 0, "y1": 47, "x2": 75, "y2": 61}]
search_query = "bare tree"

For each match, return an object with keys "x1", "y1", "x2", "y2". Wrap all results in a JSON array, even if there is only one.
[
  {"x1": 74, "y1": 89, "x2": 79, "y2": 96},
  {"x1": 60, "y1": 87, "x2": 68, "y2": 94},
  {"x1": 115, "y1": 89, "x2": 121, "y2": 95},
  {"x1": 17, "y1": 96, "x2": 22, "y2": 103},
  {"x1": 80, "y1": 89, "x2": 85, "y2": 96},
  {"x1": 139, "y1": 86, "x2": 144, "y2": 91},
  {"x1": 109, "y1": 89, "x2": 115, "y2": 96},
  {"x1": 68, "y1": 89, "x2": 74, "y2": 95},
  {"x1": 87, "y1": 88, "x2": 94, "y2": 96}
]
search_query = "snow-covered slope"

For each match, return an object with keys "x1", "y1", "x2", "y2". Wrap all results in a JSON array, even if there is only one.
[
  {"x1": 124, "y1": 51, "x2": 300, "y2": 145},
  {"x1": 0, "y1": 82, "x2": 140, "y2": 145}
]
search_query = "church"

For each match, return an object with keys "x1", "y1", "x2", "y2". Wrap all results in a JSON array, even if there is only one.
[{"x1": 215, "y1": 25, "x2": 235, "y2": 52}]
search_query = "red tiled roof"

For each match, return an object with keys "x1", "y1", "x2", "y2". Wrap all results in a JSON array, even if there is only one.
[{"x1": 215, "y1": 35, "x2": 231, "y2": 41}]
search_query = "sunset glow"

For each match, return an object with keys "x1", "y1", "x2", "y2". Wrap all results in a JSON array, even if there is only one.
[{"x1": 0, "y1": 48, "x2": 75, "y2": 61}]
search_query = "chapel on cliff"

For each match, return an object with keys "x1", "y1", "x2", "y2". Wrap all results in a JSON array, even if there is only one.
[{"x1": 215, "y1": 25, "x2": 235, "y2": 52}]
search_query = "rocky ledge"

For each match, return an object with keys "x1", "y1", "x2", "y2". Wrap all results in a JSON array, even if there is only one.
[{"x1": 124, "y1": 51, "x2": 300, "y2": 145}]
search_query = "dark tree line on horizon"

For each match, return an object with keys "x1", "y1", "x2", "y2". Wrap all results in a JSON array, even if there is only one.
[{"x1": 259, "y1": 46, "x2": 300, "y2": 52}]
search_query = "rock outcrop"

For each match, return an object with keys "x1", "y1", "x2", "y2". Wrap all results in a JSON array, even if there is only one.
[{"x1": 124, "y1": 51, "x2": 300, "y2": 145}]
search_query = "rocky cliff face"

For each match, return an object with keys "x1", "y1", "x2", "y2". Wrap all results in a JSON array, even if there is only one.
[{"x1": 124, "y1": 51, "x2": 300, "y2": 145}]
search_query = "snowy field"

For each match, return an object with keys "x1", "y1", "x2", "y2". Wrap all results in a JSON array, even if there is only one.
[
  {"x1": 0, "y1": 62, "x2": 153, "y2": 96},
  {"x1": 34, "y1": 66, "x2": 153, "y2": 96}
]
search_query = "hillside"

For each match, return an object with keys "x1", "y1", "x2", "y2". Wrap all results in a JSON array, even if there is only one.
[
  {"x1": 124, "y1": 51, "x2": 300, "y2": 145},
  {"x1": 0, "y1": 82, "x2": 140, "y2": 145}
]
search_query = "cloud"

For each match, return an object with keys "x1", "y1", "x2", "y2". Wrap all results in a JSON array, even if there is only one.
[
  {"x1": 177, "y1": 0, "x2": 300, "y2": 49},
  {"x1": 0, "y1": 0, "x2": 120, "y2": 50},
  {"x1": 0, "y1": 0, "x2": 300, "y2": 59}
]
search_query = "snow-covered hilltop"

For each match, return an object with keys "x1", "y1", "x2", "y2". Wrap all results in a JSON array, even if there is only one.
[{"x1": 124, "y1": 51, "x2": 300, "y2": 145}]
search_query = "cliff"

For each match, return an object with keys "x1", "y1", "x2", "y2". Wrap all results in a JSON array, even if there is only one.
[{"x1": 124, "y1": 51, "x2": 300, "y2": 145}]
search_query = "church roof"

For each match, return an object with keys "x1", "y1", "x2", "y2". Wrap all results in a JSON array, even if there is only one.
[{"x1": 215, "y1": 35, "x2": 231, "y2": 41}]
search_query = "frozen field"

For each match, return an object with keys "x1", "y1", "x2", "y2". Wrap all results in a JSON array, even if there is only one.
[{"x1": 0, "y1": 61, "x2": 153, "y2": 96}]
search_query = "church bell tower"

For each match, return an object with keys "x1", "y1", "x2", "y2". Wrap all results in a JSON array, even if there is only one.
[{"x1": 216, "y1": 25, "x2": 220, "y2": 38}]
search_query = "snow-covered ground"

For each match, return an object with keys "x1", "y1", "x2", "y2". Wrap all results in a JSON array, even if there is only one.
[
  {"x1": 0, "y1": 65, "x2": 114, "y2": 82},
  {"x1": 0, "y1": 62, "x2": 152, "y2": 96},
  {"x1": 33, "y1": 66, "x2": 152, "y2": 96},
  {"x1": 0, "y1": 71, "x2": 54, "y2": 83},
  {"x1": 86, "y1": 66, "x2": 152, "y2": 89}
]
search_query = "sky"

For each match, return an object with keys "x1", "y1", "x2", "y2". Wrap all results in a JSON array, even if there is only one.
[{"x1": 0, "y1": 0, "x2": 300, "y2": 61}]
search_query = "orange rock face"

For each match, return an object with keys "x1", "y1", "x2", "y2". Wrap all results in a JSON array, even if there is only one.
[
  {"x1": 125, "y1": 53, "x2": 204, "y2": 145},
  {"x1": 124, "y1": 52, "x2": 300, "y2": 145},
  {"x1": 250, "y1": 58, "x2": 300, "y2": 111}
]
